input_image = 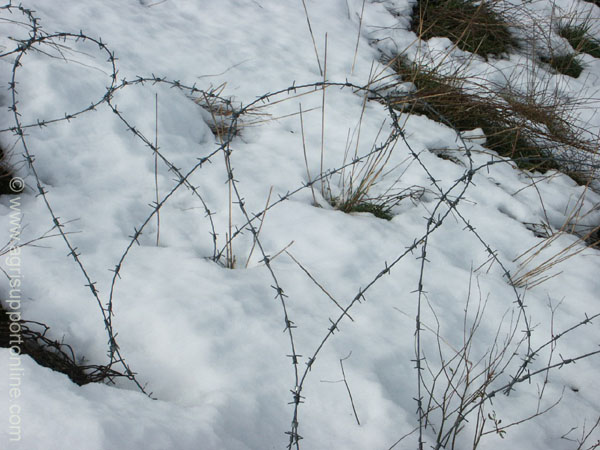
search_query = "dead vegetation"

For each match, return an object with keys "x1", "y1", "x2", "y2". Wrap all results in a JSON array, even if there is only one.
[
  {"x1": 0, "y1": 143, "x2": 17, "y2": 195},
  {"x1": 1, "y1": 302, "x2": 129, "y2": 386},
  {"x1": 386, "y1": 57, "x2": 598, "y2": 183},
  {"x1": 410, "y1": 0, "x2": 519, "y2": 59}
]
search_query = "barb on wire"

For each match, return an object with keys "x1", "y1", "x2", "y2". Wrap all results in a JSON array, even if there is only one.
[{"x1": 2, "y1": 4, "x2": 598, "y2": 448}]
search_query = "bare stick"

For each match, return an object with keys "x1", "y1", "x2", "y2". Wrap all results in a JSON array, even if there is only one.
[
  {"x1": 154, "y1": 92, "x2": 160, "y2": 246},
  {"x1": 246, "y1": 186, "x2": 273, "y2": 268},
  {"x1": 285, "y1": 250, "x2": 354, "y2": 321},
  {"x1": 320, "y1": 32, "x2": 328, "y2": 197},
  {"x1": 226, "y1": 168, "x2": 233, "y2": 268},
  {"x1": 202, "y1": 91, "x2": 234, "y2": 268},
  {"x1": 145, "y1": 0, "x2": 167, "y2": 6},
  {"x1": 265, "y1": 240, "x2": 295, "y2": 264},
  {"x1": 482, "y1": 392, "x2": 563, "y2": 437},
  {"x1": 257, "y1": 241, "x2": 296, "y2": 265},
  {"x1": 388, "y1": 427, "x2": 419, "y2": 450},
  {"x1": 576, "y1": 415, "x2": 600, "y2": 450},
  {"x1": 351, "y1": 0, "x2": 366, "y2": 74},
  {"x1": 299, "y1": 103, "x2": 318, "y2": 205},
  {"x1": 300, "y1": 0, "x2": 323, "y2": 76},
  {"x1": 245, "y1": 105, "x2": 320, "y2": 126},
  {"x1": 340, "y1": 352, "x2": 360, "y2": 425},
  {"x1": 348, "y1": 62, "x2": 375, "y2": 193}
]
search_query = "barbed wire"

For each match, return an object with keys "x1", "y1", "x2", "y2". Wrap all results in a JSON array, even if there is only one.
[
  {"x1": 1, "y1": 2, "x2": 598, "y2": 448},
  {"x1": 2, "y1": 2, "x2": 153, "y2": 393}
]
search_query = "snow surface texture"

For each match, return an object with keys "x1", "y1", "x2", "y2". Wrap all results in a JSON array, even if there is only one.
[{"x1": 0, "y1": 0, "x2": 599, "y2": 449}]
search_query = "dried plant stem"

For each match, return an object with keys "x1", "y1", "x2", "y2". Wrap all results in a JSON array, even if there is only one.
[
  {"x1": 340, "y1": 352, "x2": 361, "y2": 425},
  {"x1": 246, "y1": 186, "x2": 273, "y2": 268},
  {"x1": 285, "y1": 250, "x2": 354, "y2": 321},
  {"x1": 299, "y1": 103, "x2": 318, "y2": 205},
  {"x1": 202, "y1": 91, "x2": 235, "y2": 267},
  {"x1": 351, "y1": 0, "x2": 366, "y2": 74},
  {"x1": 300, "y1": 0, "x2": 323, "y2": 76},
  {"x1": 154, "y1": 92, "x2": 160, "y2": 246},
  {"x1": 320, "y1": 32, "x2": 328, "y2": 198}
]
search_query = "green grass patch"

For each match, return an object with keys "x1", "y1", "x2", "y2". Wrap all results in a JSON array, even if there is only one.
[
  {"x1": 559, "y1": 24, "x2": 600, "y2": 58},
  {"x1": 332, "y1": 198, "x2": 394, "y2": 220},
  {"x1": 410, "y1": 0, "x2": 518, "y2": 59},
  {"x1": 539, "y1": 54, "x2": 584, "y2": 78}
]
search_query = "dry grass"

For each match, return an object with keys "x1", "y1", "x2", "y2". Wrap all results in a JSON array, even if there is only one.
[
  {"x1": 322, "y1": 102, "x2": 425, "y2": 220},
  {"x1": 402, "y1": 0, "x2": 598, "y2": 180},
  {"x1": 410, "y1": 0, "x2": 519, "y2": 59},
  {"x1": 512, "y1": 187, "x2": 600, "y2": 288},
  {"x1": 0, "y1": 302, "x2": 127, "y2": 385},
  {"x1": 192, "y1": 84, "x2": 241, "y2": 142},
  {"x1": 328, "y1": 120, "x2": 397, "y2": 219},
  {"x1": 388, "y1": 57, "x2": 598, "y2": 182}
]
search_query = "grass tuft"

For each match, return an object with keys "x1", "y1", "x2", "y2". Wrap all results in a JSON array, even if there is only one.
[
  {"x1": 192, "y1": 84, "x2": 241, "y2": 142},
  {"x1": 539, "y1": 54, "x2": 584, "y2": 78},
  {"x1": 389, "y1": 57, "x2": 596, "y2": 180},
  {"x1": 392, "y1": 60, "x2": 553, "y2": 172},
  {"x1": 331, "y1": 197, "x2": 394, "y2": 220},
  {"x1": 410, "y1": 0, "x2": 518, "y2": 59},
  {"x1": 559, "y1": 23, "x2": 600, "y2": 59}
]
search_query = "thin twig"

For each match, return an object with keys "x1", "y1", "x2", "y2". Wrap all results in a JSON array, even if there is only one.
[
  {"x1": 320, "y1": 32, "x2": 328, "y2": 197},
  {"x1": 285, "y1": 251, "x2": 354, "y2": 321},
  {"x1": 340, "y1": 352, "x2": 360, "y2": 425},
  {"x1": 246, "y1": 186, "x2": 273, "y2": 268},
  {"x1": 154, "y1": 92, "x2": 160, "y2": 246},
  {"x1": 300, "y1": 0, "x2": 323, "y2": 76},
  {"x1": 299, "y1": 103, "x2": 318, "y2": 205},
  {"x1": 351, "y1": 0, "x2": 366, "y2": 74}
]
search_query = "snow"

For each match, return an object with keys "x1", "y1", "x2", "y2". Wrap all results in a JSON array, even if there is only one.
[{"x1": 1, "y1": 0, "x2": 599, "y2": 449}]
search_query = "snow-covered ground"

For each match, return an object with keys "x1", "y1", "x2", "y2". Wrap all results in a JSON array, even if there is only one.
[{"x1": 1, "y1": 0, "x2": 599, "y2": 449}]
